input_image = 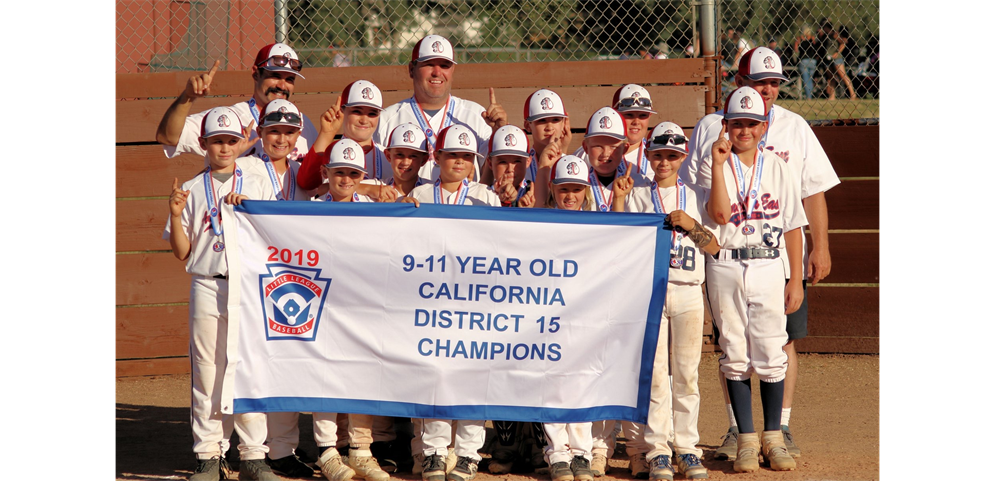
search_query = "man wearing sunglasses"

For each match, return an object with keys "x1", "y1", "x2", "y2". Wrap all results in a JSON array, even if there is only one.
[
  {"x1": 374, "y1": 34, "x2": 507, "y2": 184},
  {"x1": 680, "y1": 46, "x2": 840, "y2": 463},
  {"x1": 156, "y1": 43, "x2": 318, "y2": 162}
]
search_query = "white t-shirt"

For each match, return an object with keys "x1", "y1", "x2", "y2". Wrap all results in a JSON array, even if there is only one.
[
  {"x1": 161, "y1": 162, "x2": 276, "y2": 277},
  {"x1": 408, "y1": 181, "x2": 502, "y2": 207}
]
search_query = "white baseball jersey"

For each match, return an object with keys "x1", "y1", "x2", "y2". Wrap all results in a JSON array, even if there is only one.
[
  {"x1": 624, "y1": 140, "x2": 656, "y2": 185},
  {"x1": 240, "y1": 155, "x2": 316, "y2": 201},
  {"x1": 313, "y1": 192, "x2": 375, "y2": 203},
  {"x1": 572, "y1": 147, "x2": 651, "y2": 189},
  {"x1": 360, "y1": 178, "x2": 427, "y2": 199},
  {"x1": 375, "y1": 95, "x2": 492, "y2": 168},
  {"x1": 408, "y1": 181, "x2": 502, "y2": 207},
  {"x1": 162, "y1": 163, "x2": 275, "y2": 277},
  {"x1": 682, "y1": 104, "x2": 839, "y2": 272},
  {"x1": 623, "y1": 183, "x2": 711, "y2": 286},
  {"x1": 701, "y1": 151, "x2": 808, "y2": 278},
  {"x1": 163, "y1": 99, "x2": 319, "y2": 160}
]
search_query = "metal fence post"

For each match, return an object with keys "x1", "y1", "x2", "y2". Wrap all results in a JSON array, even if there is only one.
[
  {"x1": 699, "y1": 0, "x2": 718, "y2": 113},
  {"x1": 275, "y1": 0, "x2": 288, "y2": 44}
]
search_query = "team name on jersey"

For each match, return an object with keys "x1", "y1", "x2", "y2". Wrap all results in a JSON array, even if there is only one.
[
  {"x1": 764, "y1": 145, "x2": 790, "y2": 163},
  {"x1": 728, "y1": 193, "x2": 781, "y2": 226}
]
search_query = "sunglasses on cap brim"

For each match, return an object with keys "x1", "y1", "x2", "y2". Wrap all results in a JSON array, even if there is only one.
[
  {"x1": 651, "y1": 133, "x2": 688, "y2": 145},
  {"x1": 617, "y1": 97, "x2": 653, "y2": 109},
  {"x1": 257, "y1": 55, "x2": 302, "y2": 72},
  {"x1": 261, "y1": 111, "x2": 302, "y2": 125}
]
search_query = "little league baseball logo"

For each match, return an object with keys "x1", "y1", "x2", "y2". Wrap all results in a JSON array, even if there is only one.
[
  {"x1": 740, "y1": 96, "x2": 753, "y2": 110},
  {"x1": 504, "y1": 134, "x2": 517, "y2": 147},
  {"x1": 432, "y1": 41, "x2": 444, "y2": 53},
  {"x1": 278, "y1": 106, "x2": 288, "y2": 113},
  {"x1": 343, "y1": 147, "x2": 357, "y2": 160},
  {"x1": 361, "y1": 87, "x2": 374, "y2": 100},
  {"x1": 402, "y1": 130, "x2": 415, "y2": 143},
  {"x1": 540, "y1": 97, "x2": 553, "y2": 110},
  {"x1": 630, "y1": 91, "x2": 641, "y2": 98},
  {"x1": 260, "y1": 265, "x2": 331, "y2": 341},
  {"x1": 763, "y1": 56, "x2": 774, "y2": 69},
  {"x1": 458, "y1": 132, "x2": 471, "y2": 146},
  {"x1": 218, "y1": 114, "x2": 231, "y2": 128},
  {"x1": 599, "y1": 116, "x2": 612, "y2": 129},
  {"x1": 566, "y1": 162, "x2": 580, "y2": 175}
]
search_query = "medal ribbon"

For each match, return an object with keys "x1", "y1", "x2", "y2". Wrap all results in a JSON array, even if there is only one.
[
  {"x1": 262, "y1": 157, "x2": 296, "y2": 201},
  {"x1": 247, "y1": 98, "x2": 260, "y2": 126},
  {"x1": 730, "y1": 148, "x2": 765, "y2": 221},
  {"x1": 638, "y1": 139, "x2": 649, "y2": 177},
  {"x1": 203, "y1": 163, "x2": 243, "y2": 236},
  {"x1": 589, "y1": 170, "x2": 613, "y2": 212},
  {"x1": 758, "y1": 107, "x2": 775, "y2": 151},
  {"x1": 434, "y1": 178, "x2": 469, "y2": 205},
  {"x1": 410, "y1": 96, "x2": 455, "y2": 161},
  {"x1": 323, "y1": 192, "x2": 362, "y2": 202},
  {"x1": 651, "y1": 179, "x2": 687, "y2": 258},
  {"x1": 365, "y1": 143, "x2": 385, "y2": 180},
  {"x1": 527, "y1": 149, "x2": 538, "y2": 183}
]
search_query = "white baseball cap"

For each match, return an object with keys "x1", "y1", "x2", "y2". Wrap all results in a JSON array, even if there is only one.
[
  {"x1": 253, "y1": 43, "x2": 305, "y2": 79},
  {"x1": 435, "y1": 125, "x2": 480, "y2": 157},
  {"x1": 324, "y1": 138, "x2": 367, "y2": 174},
  {"x1": 584, "y1": 107, "x2": 626, "y2": 140},
  {"x1": 737, "y1": 47, "x2": 789, "y2": 82},
  {"x1": 723, "y1": 87, "x2": 767, "y2": 122},
  {"x1": 200, "y1": 106, "x2": 245, "y2": 138},
  {"x1": 387, "y1": 123, "x2": 428, "y2": 152},
  {"x1": 646, "y1": 122, "x2": 689, "y2": 154},
  {"x1": 552, "y1": 155, "x2": 590, "y2": 185},
  {"x1": 259, "y1": 99, "x2": 303, "y2": 129},
  {"x1": 340, "y1": 79, "x2": 383, "y2": 110},
  {"x1": 411, "y1": 35, "x2": 457, "y2": 64},
  {"x1": 612, "y1": 84, "x2": 656, "y2": 114},
  {"x1": 488, "y1": 125, "x2": 530, "y2": 158},
  {"x1": 524, "y1": 89, "x2": 566, "y2": 122}
]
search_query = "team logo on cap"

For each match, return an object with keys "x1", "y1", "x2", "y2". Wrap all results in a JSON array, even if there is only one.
[
  {"x1": 361, "y1": 87, "x2": 374, "y2": 100},
  {"x1": 631, "y1": 91, "x2": 641, "y2": 98},
  {"x1": 218, "y1": 115, "x2": 231, "y2": 128},
  {"x1": 540, "y1": 97, "x2": 554, "y2": 110},
  {"x1": 402, "y1": 130, "x2": 415, "y2": 143},
  {"x1": 260, "y1": 265, "x2": 331, "y2": 341},
  {"x1": 432, "y1": 41, "x2": 444, "y2": 53},
  {"x1": 763, "y1": 56, "x2": 774, "y2": 69},
  {"x1": 283, "y1": 51, "x2": 292, "y2": 59},
  {"x1": 567, "y1": 162, "x2": 580, "y2": 175},
  {"x1": 599, "y1": 116, "x2": 612, "y2": 129},
  {"x1": 504, "y1": 134, "x2": 517, "y2": 147},
  {"x1": 343, "y1": 147, "x2": 356, "y2": 160},
  {"x1": 740, "y1": 96, "x2": 753, "y2": 110},
  {"x1": 458, "y1": 132, "x2": 471, "y2": 146},
  {"x1": 278, "y1": 106, "x2": 289, "y2": 113},
  {"x1": 665, "y1": 128, "x2": 675, "y2": 134}
]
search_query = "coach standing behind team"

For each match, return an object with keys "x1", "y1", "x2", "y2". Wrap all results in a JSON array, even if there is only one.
[
  {"x1": 679, "y1": 46, "x2": 840, "y2": 461},
  {"x1": 374, "y1": 34, "x2": 508, "y2": 186}
]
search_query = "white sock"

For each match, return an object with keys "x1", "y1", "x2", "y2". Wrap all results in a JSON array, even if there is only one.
[
  {"x1": 726, "y1": 404, "x2": 738, "y2": 428},
  {"x1": 781, "y1": 408, "x2": 792, "y2": 427}
]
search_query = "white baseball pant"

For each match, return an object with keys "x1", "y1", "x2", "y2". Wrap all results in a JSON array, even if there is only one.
[
  {"x1": 591, "y1": 420, "x2": 641, "y2": 458},
  {"x1": 543, "y1": 423, "x2": 593, "y2": 464},
  {"x1": 421, "y1": 419, "x2": 485, "y2": 461}
]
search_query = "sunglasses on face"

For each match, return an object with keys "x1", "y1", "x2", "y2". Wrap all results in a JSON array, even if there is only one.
[
  {"x1": 652, "y1": 133, "x2": 688, "y2": 145},
  {"x1": 262, "y1": 111, "x2": 302, "y2": 125},
  {"x1": 617, "y1": 97, "x2": 653, "y2": 109},
  {"x1": 257, "y1": 55, "x2": 302, "y2": 71}
]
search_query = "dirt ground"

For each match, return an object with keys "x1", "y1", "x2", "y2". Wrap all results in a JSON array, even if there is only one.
[{"x1": 116, "y1": 353, "x2": 878, "y2": 481}]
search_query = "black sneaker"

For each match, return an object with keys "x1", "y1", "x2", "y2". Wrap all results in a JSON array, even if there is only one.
[
  {"x1": 370, "y1": 440, "x2": 399, "y2": 473},
  {"x1": 191, "y1": 457, "x2": 222, "y2": 481},
  {"x1": 570, "y1": 456, "x2": 593, "y2": 481},
  {"x1": 447, "y1": 456, "x2": 478, "y2": 481},
  {"x1": 238, "y1": 459, "x2": 281, "y2": 481},
  {"x1": 267, "y1": 453, "x2": 315, "y2": 478}
]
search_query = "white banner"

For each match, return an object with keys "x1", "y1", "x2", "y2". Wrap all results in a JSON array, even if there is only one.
[{"x1": 222, "y1": 201, "x2": 672, "y2": 423}]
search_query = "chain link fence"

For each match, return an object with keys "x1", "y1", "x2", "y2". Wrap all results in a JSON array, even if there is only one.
[{"x1": 117, "y1": 0, "x2": 877, "y2": 120}]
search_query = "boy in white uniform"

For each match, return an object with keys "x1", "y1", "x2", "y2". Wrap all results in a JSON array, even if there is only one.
[
  {"x1": 361, "y1": 123, "x2": 430, "y2": 199},
  {"x1": 611, "y1": 122, "x2": 719, "y2": 481},
  {"x1": 611, "y1": 84, "x2": 656, "y2": 184},
  {"x1": 486, "y1": 124, "x2": 536, "y2": 208},
  {"x1": 523, "y1": 88, "x2": 572, "y2": 209},
  {"x1": 702, "y1": 87, "x2": 805, "y2": 474},
  {"x1": 401, "y1": 124, "x2": 500, "y2": 481},
  {"x1": 163, "y1": 107, "x2": 280, "y2": 481}
]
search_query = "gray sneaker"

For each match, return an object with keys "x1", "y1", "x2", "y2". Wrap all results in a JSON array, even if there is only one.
[
  {"x1": 238, "y1": 459, "x2": 281, "y2": 481},
  {"x1": 781, "y1": 425, "x2": 801, "y2": 458},
  {"x1": 447, "y1": 456, "x2": 478, "y2": 481},
  {"x1": 714, "y1": 427, "x2": 738, "y2": 461},
  {"x1": 190, "y1": 457, "x2": 222, "y2": 481},
  {"x1": 570, "y1": 456, "x2": 593, "y2": 481},
  {"x1": 423, "y1": 454, "x2": 447, "y2": 481},
  {"x1": 673, "y1": 454, "x2": 707, "y2": 479},
  {"x1": 549, "y1": 461, "x2": 574, "y2": 481}
]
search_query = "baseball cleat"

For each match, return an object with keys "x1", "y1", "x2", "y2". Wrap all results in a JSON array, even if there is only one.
[
  {"x1": 447, "y1": 456, "x2": 478, "y2": 481},
  {"x1": 237, "y1": 459, "x2": 281, "y2": 481},
  {"x1": 549, "y1": 461, "x2": 574, "y2": 481},
  {"x1": 589, "y1": 453, "x2": 607, "y2": 477},
  {"x1": 732, "y1": 433, "x2": 760, "y2": 473},
  {"x1": 190, "y1": 456, "x2": 222, "y2": 481},
  {"x1": 628, "y1": 453, "x2": 649, "y2": 479},
  {"x1": 714, "y1": 427, "x2": 738, "y2": 461},
  {"x1": 781, "y1": 425, "x2": 801, "y2": 458},
  {"x1": 647, "y1": 455, "x2": 674, "y2": 481},
  {"x1": 761, "y1": 431, "x2": 796, "y2": 471},
  {"x1": 570, "y1": 456, "x2": 594, "y2": 481},
  {"x1": 673, "y1": 453, "x2": 708, "y2": 479},
  {"x1": 267, "y1": 453, "x2": 315, "y2": 478}
]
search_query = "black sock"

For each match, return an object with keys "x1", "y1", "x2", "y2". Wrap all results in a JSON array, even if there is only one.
[
  {"x1": 726, "y1": 378, "x2": 754, "y2": 433},
  {"x1": 318, "y1": 446, "x2": 332, "y2": 456},
  {"x1": 759, "y1": 380, "x2": 785, "y2": 432}
]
